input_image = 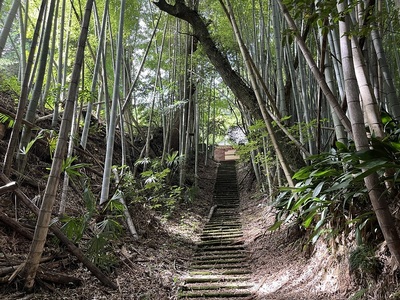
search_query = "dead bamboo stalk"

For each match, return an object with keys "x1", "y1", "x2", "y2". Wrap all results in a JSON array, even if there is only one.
[
  {"x1": 0, "y1": 181, "x2": 16, "y2": 194},
  {"x1": 0, "y1": 173, "x2": 117, "y2": 290}
]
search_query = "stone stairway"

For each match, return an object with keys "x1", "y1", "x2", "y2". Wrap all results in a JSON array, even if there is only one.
[{"x1": 178, "y1": 161, "x2": 253, "y2": 299}]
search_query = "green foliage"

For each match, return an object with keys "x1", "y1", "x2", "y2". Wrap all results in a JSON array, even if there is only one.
[
  {"x1": 349, "y1": 245, "x2": 382, "y2": 280},
  {"x1": 43, "y1": 84, "x2": 67, "y2": 110},
  {"x1": 269, "y1": 142, "x2": 375, "y2": 245},
  {"x1": 184, "y1": 185, "x2": 198, "y2": 203},
  {"x1": 60, "y1": 183, "x2": 124, "y2": 272},
  {"x1": 61, "y1": 185, "x2": 97, "y2": 243},
  {"x1": 270, "y1": 116, "x2": 400, "y2": 247},
  {"x1": 236, "y1": 118, "x2": 322, "y2": 175},
  {"x1": 124, "y1": 154, "x2": 185, "y2": 216},
  {"x1": 62, "y1": 156, "x2": 91, "y2": 182},
  {"x1": 0, "y1": 113, "x2": 14, "y2": 128},
  {"x1": 19, "y1": 129, "x2": 46, "y2": 156},
  {"x1": 78, "y1": 89, "x2": 96, "y2": 104},
  {"x1": 87, "y1": 201, "x2": 123, "y2": 272},
  {"x1": 235, "y1": 120, "x2": 268, "y2": 162},
  {"x1": 0, "y1": 74, "x2": 20, "y2": 94},
  {"x1": 47, "y1": 132, "x2": 58, "y2": 158},
  {"x1": 349, "y1": 289, "x2": 367, "y2": 300}
]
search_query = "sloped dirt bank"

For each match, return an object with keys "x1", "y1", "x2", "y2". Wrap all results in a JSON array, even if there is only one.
[
  {"x1": 0, "y1": 92, "x2": 220, "y2": 299},
  {"x1": 236, "y1": 161, "x2": 400, "y2": 300},
  {"x1": 0, "y1": 153, "x2": 218, "y2": 300},
  {"x1": 237, "y1": 162, "x2": 351, "y2": 300}
]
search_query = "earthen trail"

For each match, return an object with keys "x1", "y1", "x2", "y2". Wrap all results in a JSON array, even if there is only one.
[{"x1": 179, "y1": 161, "x2": 254, "y2": 299}]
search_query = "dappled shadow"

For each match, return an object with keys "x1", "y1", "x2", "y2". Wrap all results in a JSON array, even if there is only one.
[{"x1": 236, "y1": 162, "x2": 349, "y2": 300}]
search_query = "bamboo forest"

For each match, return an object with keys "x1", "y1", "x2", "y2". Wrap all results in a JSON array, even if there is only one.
[{"x1": 2, "y1": 0, "x2": 400, "y2": 299}]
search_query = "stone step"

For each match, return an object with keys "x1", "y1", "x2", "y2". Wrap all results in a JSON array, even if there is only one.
[
  {"x1": 203, "y1": 230, "x2": 242, "y2": 234},
  {"x1": 182, "y1": 275, "x2": 251, "y2": 284},
  {"x1": 193, "y1": 253, "x2": 248, "y2": 261},
  {"x1": 190, "y1": 263, "x2": 250, "y2": 270},
  {"x1": 194, "y1": 252, "x2": 248, "y2": 259},
  {"x1": 179, "y1": 289, "x2": 253, "y2": 298},
  {"x1": 182, "y1": 282, "x2": 253, "y2": 291},
  {"x1": 179, "y1": 162, "x2": 253, "y2": 299},
  {"x1": 191, "y1": 257, "x2": 248, "y2": 265},
  {"x1": 189, "y1": 268, "x2": 252, "y2": 276},
  {"x1": 198, "y1": 240, "x2": 239, "y2": 247},
  {"x1": 201, "y1": 234, "x2": 243, "y2": 240},
  {"x1": 197, "y1": 245, "x2": 245, "y2": 251}
]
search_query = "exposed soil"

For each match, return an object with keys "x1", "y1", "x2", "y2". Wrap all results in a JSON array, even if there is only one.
[
  {"x1": 236, "y1": 162, "x2": 349, "y2": 300},
  {"x1": 236, "y1": 162, "x2": 400, "y2": 300},
  {"x1": 0, "y1": 92, "x2": 218, "y2": 299},
  {"x1": 0, "y1": 92, "x2": 397, "y2": 300}
]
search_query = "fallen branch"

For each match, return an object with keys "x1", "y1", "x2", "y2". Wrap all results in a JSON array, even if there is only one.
[
  {"x1": 36, "y1": 268, "x2": 82, "y2": 286},
  {"x1": 112, "y1": 168, "x2": 139, "y2": 240},
  {"x1": 0, "y1": 266, "x2": 16, "y2": 277},
  {"x1": 0, "y1": 173, "x2": 117, "y2": 290},
  {"x1": 0, "y1": 212, "x2": 34, "y2": 240},
  {"x1": 207, "y1": 205, "x2": 218, "y2": 222},
  {"x1": 0, "y1": 256, "x2": 59, "y2": 277},
  {"x1": 0, "y1": 181, "x2": 16, "y2": 194}
]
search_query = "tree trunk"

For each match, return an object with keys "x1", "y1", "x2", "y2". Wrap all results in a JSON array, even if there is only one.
[
  {"x1": 337, "y1": 0, "x2": 400, "y2": 265},
  {"x1": 0, "y1": 0, "x2": 20, "y2": 58},
  {"x1": 17, "y1": 0, "x2": 57, "y2": 172},
  {"x1": 99, "y1": 0, "x2": 125, "y2": 205},
  {"x1": 221, "y1": 0, "x2": 295, "y2": 187},
  {"x1": 351, "y1": 35, "x2": 383, "y2": 138},
  {"x1": 80, "y1": 0, "x2": 109, "y2": 149},
  {"x1": 2, "y1": 0, "x2": 47, "y2": 177},
  {"x1": 370, "y1": 28, "x2": 400, "y2": 120},
  {"x1": 22, "y1": 0, "x2": 94, "y2": 290},
  {"x1": 276, "y1": 0, "x2": 352, "y2": 133},
  {"x1": 153, "y1": 0, "x2": 262, "y2": 121}
]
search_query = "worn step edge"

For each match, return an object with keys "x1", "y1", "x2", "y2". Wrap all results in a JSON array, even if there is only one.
[
  {"x1": 202, "y1": 230, "x2": 242, "y2": 234},
  {"x1": 182, "y1": 283, "x2": 253, "y2": 291},
  {"x1": 201, "y1": 234, "x2": 243, "y2": 240},
  {"x1": 198, "y1": 240, "x2": 240, "y2": 246},
  {"x1": 196, "y1": 250, "x2": 246, "y2": 257},
  {"x1": 201, "y1": 229, "x2": 243, "y2": 234},
  {"x1": 201, "y1": 233, "x2": 243, "y2": 238},
  {"x1": 204, "y1": 223, "x2": 241, "y2": 227},
  {"x1": 200, "y1": 238, "x2": 242, "y2": 244},
  {"x1": 202, "y1": 229, "x2": 242, "y2": 234},
  {"x1": 182, "y1": 275, "x2": 251, "y2": 283},
  {"x1": 190, "y1": 263, "x2": 250, "y2": 270},
  {"x1": 178, "y1": 289, "x2": 252, "y2": 298},
  {"x1": 189, "y1": 269, "x2": 251, "y2": 276},
  {"x1": 202, "y1": 230, "x2": 243, "y2": 235},
  {"x1": 194, "y1": 251, "x2": 247, "y2": 257},
  {"x1": 191, "y1": 258, "x2": 248, "y2": 265},
  {"x1": 204, "y1": 225, "x2": 241, "y2": 229},
  {"x1": 197, "y1": 244, "x2": 245, "y2": 250},
  {"x1": 193, "y1": 253, "x2": 247, "y2": 260}
]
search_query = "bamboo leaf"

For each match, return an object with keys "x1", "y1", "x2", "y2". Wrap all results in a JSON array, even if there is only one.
[
  {"x1": 292, "y1": 166, "x2": 313, "y2": 180},
  {"x1": 335, "y1": 141, "x2": 348, "y2": 151},
  {"x1": 325, "y1": 178, "x2": 352, "y2": 192},
  {"x1": 302, "y1": 210, "x2": 317, "y2": 228},
  {"x1": 310, "y1": 169, "x2": 338, "y2": 178},
  {"x1": 313, "y1": 182, "x2": 324, "y2": 198},
  {"x1": 268, "y1": 220, "x2": 284, "y2": 231}
]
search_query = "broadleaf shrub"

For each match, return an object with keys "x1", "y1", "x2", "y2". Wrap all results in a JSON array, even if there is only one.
[{"x1": 270, "y1": 120, "x2": 400, "y2": 247}]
